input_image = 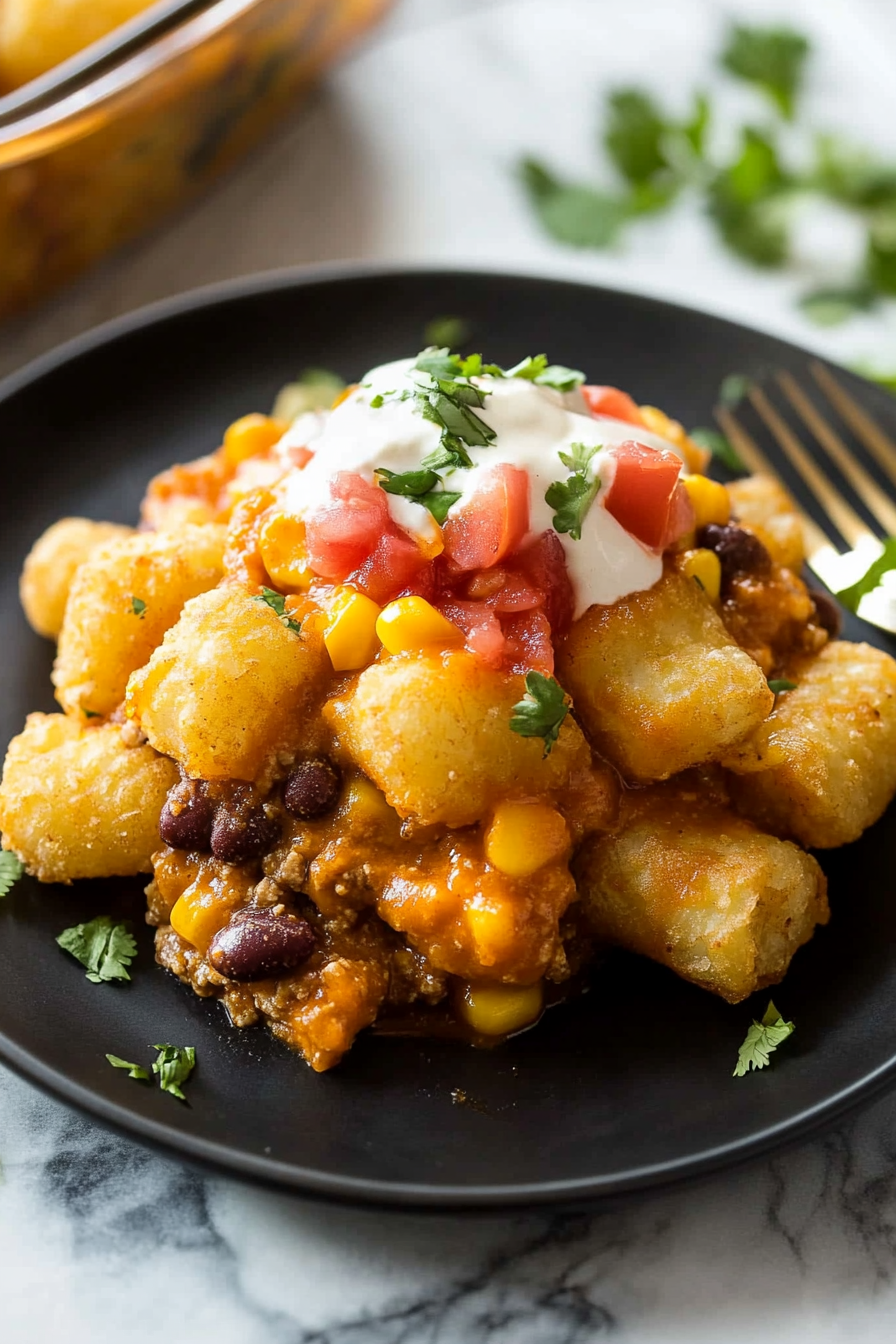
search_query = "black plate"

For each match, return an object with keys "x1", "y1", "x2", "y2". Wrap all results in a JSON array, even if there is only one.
[{"x1": 2, "y1": 266, "x2": 896, "y2": 1209}]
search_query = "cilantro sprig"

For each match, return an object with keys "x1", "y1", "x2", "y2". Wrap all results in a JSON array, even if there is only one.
[
  {"x1": 834, "y1": 538, "x2": 896, "y2": 614},
  {"x1": 733, "y1": 1001, "x2": 795, "y2": 1076},
  {"x1": 720, "y1": 24, "x2": 809, "y2": 121},
  {"x1": 254, "y1": 587, "x2": 302, "y2": 635},
  {"x1": 768, "y1": 678, "x2": 797, "y2": 695},
  {"x1": 57, "y1": 916, "x2": 137, "y2": 983},
  {"x1": 510, "y1": 672, "x2": 570, "y2": 757},
  {"x1": 545, "y1": 442, "x2": 601, "y2": 541},
  {"x1": 106, "y1": 1054, "x2": 149, "y2": 1080},
  {"x1": 152, "y1": 1044, "x2": 196, "y2": 1101},
  {"x1": 375, "y1": 467, "x2": 462, "y2": 525},
  {"x1": 688, "y1": 427, "x2": 746, "y2": 474},
  {"x1": 0, "y1": 851, "x2": 24, "y2": 897}
]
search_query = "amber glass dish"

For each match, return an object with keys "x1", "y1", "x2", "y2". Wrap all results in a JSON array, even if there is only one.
[{"x1": 0, "y1": 0, "x2": 390, "y2": 320}]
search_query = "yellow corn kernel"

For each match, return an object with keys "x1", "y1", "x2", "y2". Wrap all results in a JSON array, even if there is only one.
[
  {"x1": 170, "y1": 885, "x2": 237, "y2": 954},
  {"x1": 324, "y1": 589, "x2": 382, "y2": 671},
  {"x1": 683, "y1": 474, "x2": 731, "y2": 530},
  {"x1": 640, "y1": 405, "x2": 710, "y2": 473},
  {"x1": 258, "y1": 512, "x2": 313, "y2": 591},
  {"x1": 458, "y1": 981, "x2": 544, "y2": 1036},
  {"x1": 484, "y1": 801, "x2": 570, "y2": 878},
  {"x1": 679, "y1": 548, "x2": 722, "y2": 603},
  {"x1": 340, "y1": 775, "x2": 401, "y2": 841},
  {"x1": 376, "y1": 596, "x2": 463, "y2": 655},
  {"x1": 222, "y1": 414, "x2": 286, "y2": 467}
]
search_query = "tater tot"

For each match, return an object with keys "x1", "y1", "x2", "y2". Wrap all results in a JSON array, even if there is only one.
[
  {"x1": 727, "y1": 474, "x2": 806, "y2": 571},
  {"x1": 0, "y1": 0, "x2": 156, "y2": 91},
  {"x1": 52, "y1": 525, "x2": 225, "y2": 718},
  {"x1": 20, "y1": 517, "x2": 133, "y2": 639},
  {"x1": 0, "y1": 714, "x2": 178, "y2": 883}
]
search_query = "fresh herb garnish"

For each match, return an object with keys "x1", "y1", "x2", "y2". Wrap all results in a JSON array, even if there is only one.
[
  {"x1": 733, "y1": 1000, "x2": 795, "y2": 1076},
  {"x1": 152, "y1": 1044, "x2": 196, "y2": 1101},
  {"x1": 689, "y1": 427, "x2": 746, "y2": 473},
  {"x1": 768, "y1": 678, "x2": 797, "y2": 694},
  {"x1": 271, "y1": 368, "x2": 346, "y2": 422},
  {"x1": 509, "y1": 671, "x2": 570, "y2": 757},
  {"x1": 502, "y1": 354, "x2": 585, "y2": 391},
  {"x1": 106, "y1": 1054, "x2": 149, "y2": 1080},
  {"x1": 720, "y1": 24, "x2": 810, "y2": 120},
  {"x1": 798, "y1": 285, "x2": 877, "y2": 328},
  {"x1": 82, "y1": 709, "x2": 102, "y2": 720},
  {"x1": 835, "y1": 538, "x2": 896, "y2": 613},
  {"x1": 56, "y1": 916, "x2": 137, "y2": 983},
  {"x1": 392, "y1": 347, "x2": 496, "y2": 473},
  {"x1": 375, "y1": 467, "x2": 462, "y2": 525},
  {"x1": 706, "y1": 126, "x2": 791, "y2": 267},
  {"x1": 0, "y1": 851, "x2": 24, "y2": 898},
  {"x1": 520, "y1": 159, "x2": 631, "y2": 248},
  {"x1": 253, "y1": 586, "x2": 302, "y2": 635},
  {"x1": 130, "y1": 596, "x2": 147, "y2": 619},
  {"x1": 370, "y1": 394, "x2": 384, "y2": 408},
  {"x1": 424, "y1": 315, "x2": 471, "y2": 349},
  {"x1": 719, "y1": 373, "x2": 751, "y2": 407},
  {"x1": 545, "y1": 441, "x2": 601, "y2": 541}
]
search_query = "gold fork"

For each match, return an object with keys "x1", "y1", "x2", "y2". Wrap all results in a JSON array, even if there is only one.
[{"x1": 715, "y1": 362, "x2": 896, "y2": 630}]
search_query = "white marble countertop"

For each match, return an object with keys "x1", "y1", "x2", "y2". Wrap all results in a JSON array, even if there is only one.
[{"x1": 5, "y1": 0, "x2": 896, "y2": 1339}]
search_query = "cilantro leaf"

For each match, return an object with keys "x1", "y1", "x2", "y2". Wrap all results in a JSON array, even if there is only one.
[
  {"x1": 520, "y1": 158, "x2": 631, "y2": 248},
  {"x1": 866, "y1": 209, "x2": 896, "y2": 296},
  {"x1": 271, "y1": 368, "x2": 346, "y2": 422},
  {"x1": 851, "y1": 364, "x2": 896, "y2": 395},
  {"x1": 424, "y1": 316, "x2": 470, "y2": 349},
  {"x1": 689, "y1": 427, "x2": 746, "y2": 473},
  {"x1": 56, "y1": 915, "x2": 137, "y2": 983},
  {"x1": 720, "y1": 24, "x2": 810, "y2": 120},
  {"x1": 719, "y1": 374, "x2": 751, "y2": 407},
  {"x1": 706, "y1": 128, "x2": 791, "y2": 267},
  {"x1": 733, "y1": 1000, "x2": 795, "y2": 1076},
  {"x1": 152, "y1": 1043, "x2": 196, "y2": 1101},
  {"x1": 0, "y1": 851, "x2": 24, "y2": 897},
  {"x1": 799, "y1": 285, "x2": 877, "y2": 328},
  {"x1": 605, "y1": 89, "x2": 669, "y2": 185},
  {"x1": 545, "y1": 441, "x2": 601, "y2": 541},
  {"x1": 835, "y1": 537, "x2": 896, "y2": 613},
  {"x1": 375, "y1": 467, "x2": 462, "y2": 524},
  {"x1": 509, "y1": 672, "x2": 570, "y2": 757},
  {"x1": 370, "y1": 394, "x2": 384, "y2": 408},
  {"x1": 253, "y1": 586, "x2": 302, "y2": 635},
  {"x1": 130, "y1": 596, "x2": 147, "y2": 619},
  {"x1": 768, "y1": 678, "x2": 797, "y2": 694},
  {"x1": 106, "y1": 1053, "x2": 149, "y2": 1081}
]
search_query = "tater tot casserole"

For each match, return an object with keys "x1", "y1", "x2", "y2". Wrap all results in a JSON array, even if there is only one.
[{"x1": 4, "y1": 347, "x2": 896, "y2": 1072}]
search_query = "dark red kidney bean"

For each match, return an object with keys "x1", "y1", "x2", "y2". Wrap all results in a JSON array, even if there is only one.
[
  {"x1": 697, "y1": 523, "x2": 772, "y2": 585},
  {"x1": 210, "y1": 784, "x2": 280, "y2": 864},
  {"x1": 283, "y1": 758, "x2": 342, "y2": 819},
  {"x1": 207, "y1": 908, "x2": 316, "y2": 980},
  {"x1": 809, "y1": 588, "x2": 842, "y2": 639},
  {"x1": 159, "y1": 778, "x2": 215, "y2": 851}
]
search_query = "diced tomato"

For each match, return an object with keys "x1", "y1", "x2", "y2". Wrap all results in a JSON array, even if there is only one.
[
  {"x1": 285, "y1": 444, "x2": 314, "y2": 470},
  {"x1": 437, "y1": 599, "x2": 507, "y2": 668},
  {"x1": 661, "y1": 480, "x2": 696, "y2": 550},
  {"x1": 502, "y1": 610, "x2": 554, "y2": 676},
  {"x1": 514, "y1": 530, "x2": 575, "y2": 634},
  {"x1": 442, "y1": 464, "x2": 530, "y2": 571},
  {"x1": 582, "y1": 385, "x2": 645, "y2": 427},
  {"x1": 305, "y1": 472, "x2": 390, "y2": 580},
  {"x1": 602, "y1": 440, "x2": 683, "y2": 551},
  {"x1": 351, "y1": 531, "x2": 427, "y2": 605}
]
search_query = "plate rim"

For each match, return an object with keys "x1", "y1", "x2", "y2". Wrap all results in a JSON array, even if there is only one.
[{"x1": 2, "y1": 261, "x2": 894, "y2": 1208}]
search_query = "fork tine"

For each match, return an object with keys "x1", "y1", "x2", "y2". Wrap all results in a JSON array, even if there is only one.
[
  {"x1": 748, "y1": 384, "x2": 875, "y2": 550},
  {"x1": 715, "y1": 404, "x2": 835, "y2": 555},
  {"x1": 811, "y1": 361, "x2": 896, "y2": 494},
  {"x1": 776, "y1": 371, "x2": 896, "y2": 536}
]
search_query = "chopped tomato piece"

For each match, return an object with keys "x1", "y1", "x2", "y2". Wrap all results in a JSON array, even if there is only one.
[
  {"x1": 582, "y1": 385, "x2": 645, "y2": 427},
  {"x1": 661, "y1": 480, "x2": 696, "y2": 550},
  {"x1": 442, "y1": 464, "x2": 530, "y2": 571},
  {"x1": 602, "y1": 440, "x2": 683, "y2": 551},
  {"x1": 502, "y1": 610, "x2": 554, "y2": 676},
  {"x1": 305, "y1": 472, "x2": 390, "y2": 580},
  {"x1": 351, "y1": 532, "x2": 427, "y2": 605},
  {"x1": 437, "y1": 599, "x2": 507, "y2": 668},
  {"x1": 514, "y1": 530, "x2": 575, "y2": 634}
]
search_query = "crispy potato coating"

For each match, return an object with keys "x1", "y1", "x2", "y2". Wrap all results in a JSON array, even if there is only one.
[
  {"x1": 52, "y1": 526, "x2": 225, "y2": 718},
  {"x1": 556, "y1": 569, "x2": 774, "y2": 782},
  {"x1": 0, "y1": 714, "x2": 178, "y2": 882},
  {"x1": 727, "y1": 475, "x2": 805, "y2": 571},
  {"x1": 128, "y1": 584, "x2": 329, "y2": 782},
  {"x1": 0, "y1": 0, "x2": 155, "y2": 91},
  {"x1": 20, "y1": 517, "x2": 133, "y2": 640},
  {"x1": 326, "y1": 650, "x2": 591, "y2": 828},
  {"x1": 577, "y1": 787, "x2": 828, "y2": 1003},
  {"x1": 729, "y1": 640, "x2": 896, "y2": 848}
]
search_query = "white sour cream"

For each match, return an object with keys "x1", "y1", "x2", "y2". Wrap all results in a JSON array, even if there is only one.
[{"x1": 279, "y1": 358, "x2": 687, "y2": 617}]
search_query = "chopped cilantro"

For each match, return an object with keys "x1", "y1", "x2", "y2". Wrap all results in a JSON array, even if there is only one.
[
  {"x1": 152, "y1": 1043, "x2": 196, "y2": 1101},
  {"x1": 271, "y1": 368, "x2": 346, "y2": 422},
  {"x1": 835, "y1": 538, "x2": 896, "y2": 613},
  {"x1": 520, "y1": 158, "x2": 631, "y2": 248},
  {"x1": 768, "y1": 678, "x2": 797, "y2": 694},
  {"x1": 130, "y1": 596, "x2": 147, "y2": 619},
  {"x1": 0, "y1": 851, "x2": 24, "y2": 898},
  {"x1": 605, "y1": 88, "x2": 669, "y2": 185},
  {"x1": 733, "y1": 1000, "x2": 795, "y2": 1076},
  {"x1": 503, "y1": 355, "x2": 585, "y2": 392},
  {"x1": 56, "y1": 916, "x2": 137, "y2": 983},
  {"x1": 851, "y1": 364, "x2": 896, "y2": 395},
  {"x1": 509, "y1": 671, "x2": 570, "y2": 757},
  {"x1": 253, "y1": 586, "x2": 302, "y2": 635},
  {"x1": 82, "y1": 709, "x2": 102, "y2": 720},
  {"x1": 424, "y1": 316, "x2": 471, "y2": 349},
  {"x1": 798, "y1": 285, "x2": 877, "y2": 327},
  {"x1": 106, "y1": 1054, "x2": 149, "y2": 1081},
  {"x1": 370, "y1": 394, "x2": 384, "y2": 408},
  {"x1": 720, "y1": 24, "x2": 810, "y2": 120},
  {"x1": 706, "y1": 127, "x2": 791, "y2": 267},
  {"x1": 689, "y1": 427, "x2": 746, "y2": 473},
  {"x1": 719, "y1": 374, "x2": 751, "y2": 407},
  {"x1": 545, "y1": 441, "x2": 601, "y2": 541},
  {"x1": 375, "y1": 466, "x2": 462, "y2": 524}
]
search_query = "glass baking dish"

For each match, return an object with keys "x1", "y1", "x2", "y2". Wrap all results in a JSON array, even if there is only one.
[{"x1": 0, "y1": 0, "x2": 390, "y2": 320}]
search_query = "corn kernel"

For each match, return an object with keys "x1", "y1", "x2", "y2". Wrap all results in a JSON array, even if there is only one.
[
  {"x1": 640, "y1": 405, "x2": 710, "y2": 473},
  {"x1": 683, "y1": 474, "x2": 731, "y2": 529},
  {"x1": 222, "y1": 414, "x2": 285, "y2": 467},
  {"x1": 679, "y1": 548, "x2": 722, "y2": 603},
  {"x1": 376, "y1": 596, "x2": 463, "y2": 655},
  {"x1": 340, "y1": 775, "x2": 401, "y2": 840},
  {"x1": 324, "y1": 589, "x2": 382, "y2": 671},
  {"x1": 258, "y1": 512, "x2": 313, "y2": 591},
  {"x1": 458, "y1": 981, "x2": 544, "y2": 1036},
  {"x1": 484, "y1": 801, "x2": 570, "y2": 878},
  {"x1": 170, "y1": 885, "x2": 237, "y2": 953}
]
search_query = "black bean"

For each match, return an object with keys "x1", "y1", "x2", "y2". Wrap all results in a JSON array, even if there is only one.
[
  {"x1": 283, "y1": 758, "x2": 342, "y2": 819},
  {"x1": 208, "y1": 908, "x2": 316, "y2": 980},
  {"x1": 809, "y1": 588, "x2": 842, "y2": 639},
  {"x1": 698, "y1": 523, "x2": 772, "y2": 585},
  {"x1": 159, "y1": 778, "x2": 215, "y2": 851},
  {"x1": 210, "y1": 784, "x2": 281, "y2": 864}
]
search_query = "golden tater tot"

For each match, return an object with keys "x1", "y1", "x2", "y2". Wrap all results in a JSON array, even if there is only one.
[
  {"x1": 20, "y1": 517, "x2": 133, "y2": 640},
  {"x1": 556, "y1": 569, "x2": 774, "y2": 782},
  {"x1": 0, "y1": 0, "x2": 156, "y2": 91},
  {"x1": 52, "y1": 526, "x2": 224, "y2": 719},
  {"x1": 727, "y1": 475, "x2": 806, "y2": 571},
  {"x1": 0, "y1": 713, "x2": 178, "y2": 882}
]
